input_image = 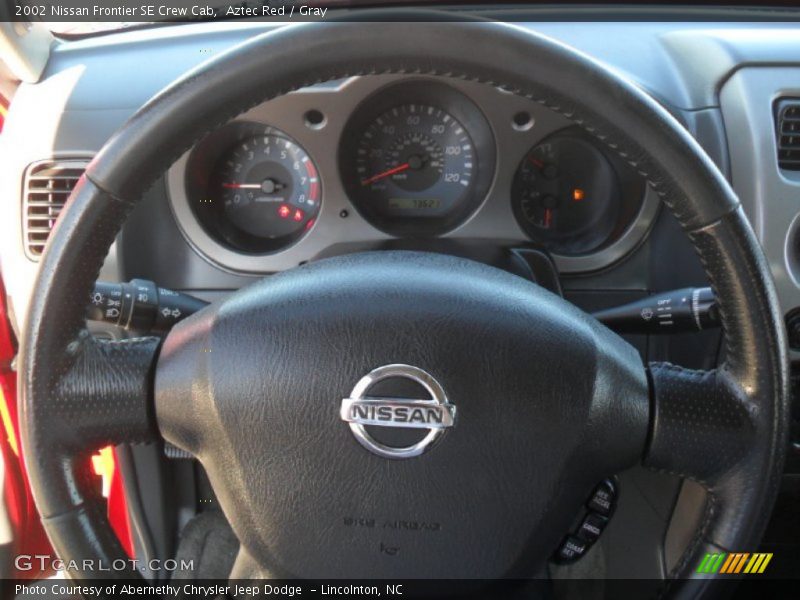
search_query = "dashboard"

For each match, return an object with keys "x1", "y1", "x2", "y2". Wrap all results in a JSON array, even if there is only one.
[
  {"x1": 2, "y1": 19, "x2": 799, "y2": 336},
  {"x1": 169, "y1": 75, "x2": 656, "y2": 274},
  {"x1": 4, "y1": 19, "x2": 800, "y2": 343}
]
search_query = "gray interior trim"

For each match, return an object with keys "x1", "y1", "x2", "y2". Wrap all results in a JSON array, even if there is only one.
[
  {"x1": 719, "y1": 67, "x2": 800, "y2": 354},
  {"x1": 166, "y1": 74, "x2": 657, "y2": 275},
  {"x1": 0, "y1": 22, "x2": 52, "y2": 83}
]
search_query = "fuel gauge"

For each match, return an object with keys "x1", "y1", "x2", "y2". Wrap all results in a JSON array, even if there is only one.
[{"x1": 512, "y1": 133, "x2": 622, "y2": 256}]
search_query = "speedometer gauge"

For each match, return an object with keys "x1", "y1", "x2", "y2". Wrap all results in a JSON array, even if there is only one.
[
  {"x1": 340, "y1": 81, "x2": 495, "y2": 236},
  {"x1": 355, "y1": 104, "x2": 474, "y2": 215}
]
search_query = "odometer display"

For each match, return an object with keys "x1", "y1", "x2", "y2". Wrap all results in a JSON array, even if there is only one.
[
  {"x1": 340, "y1": 82, "x2": 495, "y2": 237},
  {"x1": 388, "y1": 198, "x2": 441, "y2": 210}
]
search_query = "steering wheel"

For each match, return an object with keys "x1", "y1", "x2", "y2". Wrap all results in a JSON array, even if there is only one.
[{"x1": 19, "y1": 19, "x2": 789, "y2": 596}]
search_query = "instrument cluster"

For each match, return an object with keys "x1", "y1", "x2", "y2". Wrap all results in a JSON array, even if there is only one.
[{"x1": 176, "y1": 77, "x2": 656, "y2": 273}]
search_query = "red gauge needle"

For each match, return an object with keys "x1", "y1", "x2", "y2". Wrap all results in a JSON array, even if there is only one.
[
  {"x1": 222, "y1": 183, "x2": 261, "y2": 189},
  {"x1": 360, "y1": 162, "x2": 410, "y2": 186}
]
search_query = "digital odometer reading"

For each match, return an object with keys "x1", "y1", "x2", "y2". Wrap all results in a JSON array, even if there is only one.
[
  {"x1": 388, "y1": 198, "x2": 441, "y2": 210},
  {"x1": 354, "y1": 104, "x2": 475, "y2": 219}
]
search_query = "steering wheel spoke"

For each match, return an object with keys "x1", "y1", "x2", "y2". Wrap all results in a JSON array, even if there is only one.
[
  {"x1": 644, "y1": 362, "x2": 756, "y2": 486},
  {"x1": 36, "y1": 332, "x2": 161, "y2": 453}
]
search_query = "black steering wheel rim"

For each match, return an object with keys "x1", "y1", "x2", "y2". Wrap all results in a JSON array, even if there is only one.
[{"x1": 19, "y1": 17, "x2": 789, "y2": 595}]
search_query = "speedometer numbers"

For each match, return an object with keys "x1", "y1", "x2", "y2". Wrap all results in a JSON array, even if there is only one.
[
  {"x1": 355, "y1": 105, "x2": 474, "y2": 216},
  {"x1": 340, "y1": 81, "x2": 496, "y2": 237}
]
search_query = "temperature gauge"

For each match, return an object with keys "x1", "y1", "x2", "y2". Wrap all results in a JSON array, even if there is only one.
[{"x1": 512, "y1": 134, "x2": 621, "y2": 256}]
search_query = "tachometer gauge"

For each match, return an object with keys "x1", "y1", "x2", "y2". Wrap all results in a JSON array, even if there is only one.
[
  {"x1": 203, "y1": 133, "x2": 321, "y2": 253},
  {"x1": 340, "y1": 81, "x2": 495, "y2": 236}
]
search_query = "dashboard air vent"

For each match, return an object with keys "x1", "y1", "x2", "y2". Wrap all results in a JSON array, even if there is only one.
[
  {"x1": 776, "y1": 100, "x2": 800, "y2": 171},
  {"x1": 23, "y1": 159, "x2": 88, "y2": 259}
]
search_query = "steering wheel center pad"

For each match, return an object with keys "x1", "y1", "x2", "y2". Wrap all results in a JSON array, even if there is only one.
[{"x1": 156, "y1": 250, "x2": 648, "y2": 577}]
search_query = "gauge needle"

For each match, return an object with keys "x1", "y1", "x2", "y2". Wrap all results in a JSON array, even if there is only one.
[
  {"x1": 360, "y1": 162, "x2": 410, "y2": 186},
  {"x1": 222, "y1": 183, "x2": 262, "y2": 189}
]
